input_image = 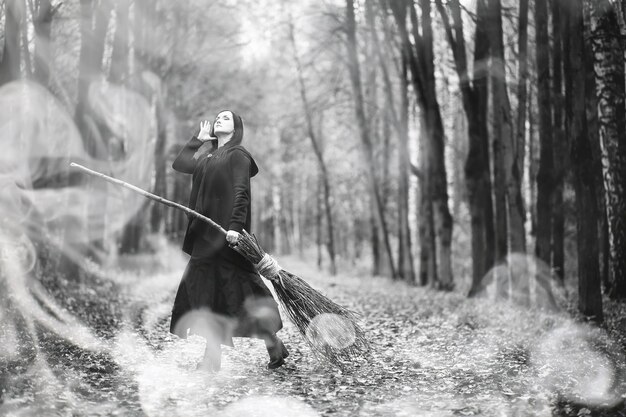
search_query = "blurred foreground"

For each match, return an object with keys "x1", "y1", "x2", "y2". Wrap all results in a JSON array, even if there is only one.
[{"x1": 1, "y1": 238, "x2": 626, "y2": 416}]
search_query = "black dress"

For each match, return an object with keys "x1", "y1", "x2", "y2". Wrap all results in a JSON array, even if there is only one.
[{"x1": 169, "y1": 136, "x2": 282, "y2": 346}]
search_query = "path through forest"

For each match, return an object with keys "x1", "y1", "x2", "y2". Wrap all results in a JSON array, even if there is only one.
[{"x1": 2, "y1": 243, "x2": 626, "y2": 417}]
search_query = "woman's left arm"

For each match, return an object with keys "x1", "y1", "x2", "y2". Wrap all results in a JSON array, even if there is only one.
[{"x1": 229, "y1": 149, "x2": 252, "y2": 233}]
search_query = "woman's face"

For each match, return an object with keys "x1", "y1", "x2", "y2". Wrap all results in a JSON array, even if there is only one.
[{"x1": 213, "y1": 111, "x2": 234, "y2": 135}]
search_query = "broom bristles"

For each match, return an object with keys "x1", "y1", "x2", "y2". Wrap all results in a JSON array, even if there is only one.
[
  {"x1": 273, "y1": 270, "x2": 370, "y2": 367},
  {"x1": 233, "y1": 231, "x2": 370, "y2": 367}
]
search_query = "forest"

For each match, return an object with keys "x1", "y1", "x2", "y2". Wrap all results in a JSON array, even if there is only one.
[{"x1": 1, "y1": 0, "x2": 626, "y2": 415}]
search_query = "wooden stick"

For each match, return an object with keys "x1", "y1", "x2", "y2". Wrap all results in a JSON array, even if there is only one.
[{"x1": 70, "y1": 162, "x2": 226, "y2": 236}]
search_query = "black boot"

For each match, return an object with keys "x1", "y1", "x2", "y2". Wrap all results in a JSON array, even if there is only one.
[{"x1": 266, "y1": 335, "x2": 289, "y2": 370}]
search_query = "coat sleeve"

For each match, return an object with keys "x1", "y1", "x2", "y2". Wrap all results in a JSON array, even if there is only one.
[
  {"x1": 228, "y1": 149, "x2": 252, "y2": 233},
  {"x1": 172, "y1": 136, "x2": 212, "y2": 174}
]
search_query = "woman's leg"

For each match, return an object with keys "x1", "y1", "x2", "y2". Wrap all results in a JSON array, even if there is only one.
[
  {"x1": 198, "y1": 340, "x2": 221, "y2": 371},
  {"x1": 264, "y1": 333, "x2": 288, "y2": 369}
]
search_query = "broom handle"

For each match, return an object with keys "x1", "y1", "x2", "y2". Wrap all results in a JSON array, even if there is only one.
[{"x1": 70, "y1": 162, "x2": 227, "y2": 236}]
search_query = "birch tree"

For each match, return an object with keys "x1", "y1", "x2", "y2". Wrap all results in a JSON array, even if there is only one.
[{"x1": 586, "y1": 0, "x2": 626, "y2": 299}]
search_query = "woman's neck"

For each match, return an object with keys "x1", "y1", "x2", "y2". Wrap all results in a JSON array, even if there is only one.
[{"x1": 216, "y1": 132, "x2": 234, "y2": 148}]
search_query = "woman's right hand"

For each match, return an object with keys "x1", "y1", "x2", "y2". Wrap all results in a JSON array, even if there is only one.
[{"x1": 197, "y1": 120, "x2": 215, "y2": 141}]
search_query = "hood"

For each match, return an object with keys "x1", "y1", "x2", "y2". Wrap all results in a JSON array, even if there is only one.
[{"x1": 228, "y1": 145, "x2": 259, "y2": 178}]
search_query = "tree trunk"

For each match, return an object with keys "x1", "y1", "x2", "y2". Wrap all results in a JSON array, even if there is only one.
[
  {"x1": 368, "y1": 0, "x2": 413, "y2": 281},
  {"x1": 471, "y1": 0, "x2": 495, "y2": 292},
  {"x1": 21, "y1": 8, "x2": 32, "y2": 77},
  {"x1": 295, "y1": 172, "x2": 304, "y2": 256},
  {"x1": 370, "y1": 197, "x2": 381, "y2": 276},
  {"x1": 288, "y1": 19, "x2": 337, "y2": 275},
  {"x1": 418, "y1": 122, "x2": 437, "y2": 286},
  {"x1": 75, "y1": 0, "x2": 112, "y2": 257},
  {"x1": 166, "y1": 145, "x2": 190, "y2": 241},
  {"x1": 109, "y1": 0, "x2": 130, "y2": 84},
  {"x1": 514, "y1": 0, "x2": 529, "y2": 254},
  {"x1": 119, "y1": 202, "x2": 148, "y2": 254},
  {"x1": 580, "y1": 5, "x2": 609, "y2": 293},
  {"x1": 316, "y1": 175, "x2": 323, "y2": 270},
  {"x1": 527, "y1": 89, "x2": 539, "y2": 241},
  {"x1": 534, "y1": 0, "x2": 554, "y2": 273},
  {"x1": 345, "y1": 0, "x2": 397, "y2": 278},
  {"x1": 436, "y1": 0, "x2": 493, "y2": 295},
  {"x1": 391, "y1": 0, "x2": 454, "y2": 289},
  {"x1": 76, "y1": 0, "x2": 112, "y2": 156},
  {"x1": 133, "y1": 0, "x2": 153, "y2": 70},
  {"x1": 489, "y1": 92, "x2": 509, "y2": 297},
  {"x1": 451, "y1": 102, "x2": 466, "y2": 220},
  {"x1": 551, "y1": 0, "x2": 566, "y2": 281},
  {"x1": 131, "y1": 0, "x2": 167, "y2": 236},
  {"x1": 111, "y1": 0, "x2": 144, "y2": 253},
  {"x1": 397, "y1": 52, "x2": 416, "y2": 283},
  {"x1": 374, "y1": 109, "x2": 394, "y2": 277},
  {"x1": 272, "y1": 182, "x2": 282, "y2": 254},
  {"x1": 512, "y1": 0, "x2": 531, "y2": 302},
  {"x1": 488, "y1": 0, "x2": 526, "y2": 266},
  {"x1": 587, "y1": 0, "x2": 626, "y2": 299},
  {"x1": 0, "y1": 0, "x2": 24, "y2": 86},
  {"x1": 33, "y1": 0, "x2": 59, "y2": 87},
  {"x1": 568, "y1": 0, "x2": 603, "y2": 322},
  {"x1": 150, "y1": 103, "x2": 167, "y2": 234}
]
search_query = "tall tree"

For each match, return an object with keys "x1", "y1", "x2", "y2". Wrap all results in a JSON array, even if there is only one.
[
  {"x1": 396, "y1": 53, "x2": 416, "y2": 283},
  {"x1": 487, "y1": 0, "x2": 508, "y2": 267},
  {"x1": 32, "y1": 0, "x2": 61, "y2": 87},
  {"x1": 132, "y1": 0, "x2": 168, "y2": 236},
  {"x1": 534, "y1": 0, "x2": 554, "y2": 275},
  {"x1": 109, "y1": 0, "x2": 130, "y2": 84},
  {"x1": 75, "y1": 0, "x2": 113, "y2": 156},
  {"x1": 551, "y1": 0, "x2": 566, "y2": 280},
  {"x1": 583, "y1": 3, "x2": 609, "y2": 292},
  {"x1": 586, "y1": 0, "x2": 626, "y2": 299},
  {"x1": 487, "y1": 0, "x2": 526, "y2": 262},
  {"x1": 74, "y1": 0, "x2": 113, "y2": 257},
  {"x1": 388, "y1": 0, "x2": 454, "y2": 288},
  {"x1": 436, "y1": 0, "x2": 494, "y2": 294},
  {"x1": 288, "y1": 16, "x2": 337, "y2": 275},
  {"x1": 367, "y1": 0, "x2": 415, "y2": 282},
  {"x1": 514, "y1": 0, "x2": 530, "y2": 233},
  {"x1": 113, "y1": 0, "x2": 143, "y2": 254},
  {"x1": 0, "y1": 0, "x2": 24, "y2": 86},
  {"x1": 567, "y1": 0, "x2": 603, "y2": 322},
  {"x1": 418, "y1": 121, "x2": 437, "y2": 286},
  {"x1": 345, "y1": 0, "x2": 398, "y2": 279},
  {"x1": 415, "y1": 0, "x2": 454, "y2": 289}
]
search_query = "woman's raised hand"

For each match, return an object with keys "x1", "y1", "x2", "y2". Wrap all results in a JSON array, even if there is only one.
[{"x1": 197, "y1": 120, "x2": 215, "y2": 141}]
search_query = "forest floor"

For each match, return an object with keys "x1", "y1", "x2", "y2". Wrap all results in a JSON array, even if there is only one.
[{"x1": 2, "y1": 241, "x2": 626, "y2": 417}]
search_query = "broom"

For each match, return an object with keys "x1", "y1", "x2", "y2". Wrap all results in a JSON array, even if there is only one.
[{"x1": 70, "y1": 163, "x2": 369, "y2": 367}]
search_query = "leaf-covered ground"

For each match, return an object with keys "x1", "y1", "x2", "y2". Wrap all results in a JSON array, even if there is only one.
[{"x1": 2, "y1": 244, "x2": 626, "y2": 416}]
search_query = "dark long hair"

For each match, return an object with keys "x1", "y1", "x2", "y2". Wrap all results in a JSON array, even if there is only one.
[{"x1": 209, "y1": 110, "x2": 244, "y2": 151}]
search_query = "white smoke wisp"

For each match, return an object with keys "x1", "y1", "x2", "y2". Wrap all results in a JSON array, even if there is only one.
[
  {"x1": 0, "y1": 78, "x2": 158, "y2": 410},
  {"x1": 0, "y1": 81, "x2": 102, "y2": 352},
  {"x1": 84, "y1": 78, "x2": 157, "y2": 243},
  {"x1": 477, "y1": 253, "x2": 565, "y2": 312},
  {"x1": 0, "y1": 79, "x2": 157, "y2": 258},
  {"x1": 530, "y1": 322, "x2": 626, "y2": 407},
  {"x1": 305, "y1": 313, "x2": 357, "y2": 351}
]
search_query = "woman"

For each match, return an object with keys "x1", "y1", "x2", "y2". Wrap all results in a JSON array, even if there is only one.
[{"x1": 170, "y1": 110, "x2": 288, "y2": 371}]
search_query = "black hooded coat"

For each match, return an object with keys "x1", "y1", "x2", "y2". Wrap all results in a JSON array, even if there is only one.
[{"x1": 169, "y1": 113, "x2": 282, "y2": 345}]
